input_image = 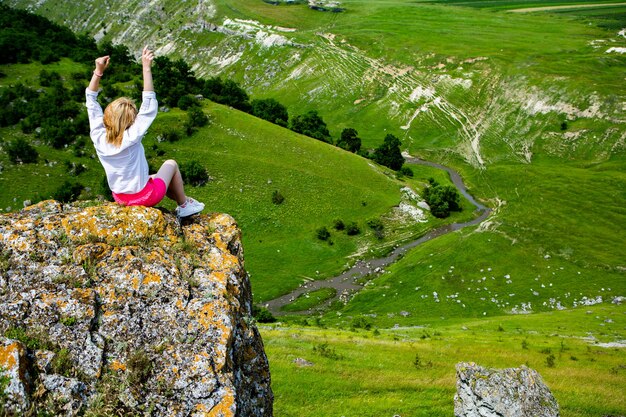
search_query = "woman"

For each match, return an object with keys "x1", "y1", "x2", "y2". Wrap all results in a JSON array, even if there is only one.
[{"x1": 85, "y1": 46, "x2": 204, "y2": 217}]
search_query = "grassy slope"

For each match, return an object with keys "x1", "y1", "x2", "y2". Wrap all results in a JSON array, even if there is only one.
[
  {"x1": 149, "y1": 103, "x2": 406, "y2": 301},
  {"x1": 263, "y1": 304, "x2": 626, "y2": 417}
]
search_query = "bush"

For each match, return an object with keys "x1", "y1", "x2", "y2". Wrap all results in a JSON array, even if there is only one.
[
  {"x1": 177, "y1": 94, "x2": 199, "y2": 110},
  {"x1": 5, "y1": 138, "x2": 38, "y2": 163},
  {"x1": 333, "y1": 219, "x2": 345, "y2": 231},
  {"x1": 316, "y1": 226, "x2": 331, "y2": 241},
  {"x1": 399, "y1": 165, "x2": 414, "y2": 178},
  {"x1": 39, "y1": 69, "x2": 62, "y2": 87},
  {"x1": 180, "y1": 160, "x2": 209, "y2": 186},
  {"x1": 367, "y1": 218, "x2": 384, "y2": 240},
  {"x1": 161, "y1": 129, "x2": 181, "y2": 143},
  {"x1": 272, "y1": 190, "x2": 285, "y2": 205},
  {"x1": 345, "y1": 222, "x2": 360, "y2": 236},
  {"x1": 185, "y1": 107, "x2": 209, "y2": 136},
  {"x1": 252, "y1": 305, "x2": 277, "y2": 323},
  {"x1": 52, "y1": 181, "x2": 84, "y2": 203}
]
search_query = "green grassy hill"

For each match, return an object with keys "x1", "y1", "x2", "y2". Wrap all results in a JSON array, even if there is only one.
[
  {"x1": 0, "y1": 57, "x2": 471, "y2": 303},
  {"x1": 6, "y1": 0, "x2": 624, "y2": 313}
]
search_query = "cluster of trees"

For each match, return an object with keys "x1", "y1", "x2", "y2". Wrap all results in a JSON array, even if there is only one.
[
  {"x1": 0, "y1": 4, "x2": 95, "y2": 65},
  {"x1": 423, "y1": 178, "x2": 462, "y2": 218}
]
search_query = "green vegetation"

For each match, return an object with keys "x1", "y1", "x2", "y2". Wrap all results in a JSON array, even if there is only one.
[
  {"x1": 262, "y1": 304, "x2": 626, "y2": 417},
  {"x1": 252, "y1": 98, "x2": 289, "y2": 127},
  {"x1": 1, "y1": 2, "x2": 625, "y2": 416},
  {"x1": 423, "y1": 177, "x2": 462, "y2": 218},
  {"x1": 289, "y1": 110, "x2": 332, "y2": 143},
  {"x1": 373, "y1": 134, "x2": 405, "y2": 171},
  {"x1": 179, "y1": 160, "x2": 209, "y2": 187}
]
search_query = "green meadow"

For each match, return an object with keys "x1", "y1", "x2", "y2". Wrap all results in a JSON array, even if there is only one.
[{"x1": 262, "y1": 305, "x2": 626, "y2": 417}]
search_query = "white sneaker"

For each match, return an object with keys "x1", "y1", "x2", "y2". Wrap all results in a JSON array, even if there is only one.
[{"x1": 176, "y1": 198, "x2": 205, "y2": 217}]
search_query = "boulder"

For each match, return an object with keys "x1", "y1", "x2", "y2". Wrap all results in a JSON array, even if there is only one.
[
  {"x1": 0, "y1": 200, "x2": 273, "y2": 416},
  {"x1": 454, "y1": 362, "x2": 559, "y2": 417}
]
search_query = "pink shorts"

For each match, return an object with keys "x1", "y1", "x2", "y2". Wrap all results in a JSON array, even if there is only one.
[{"x1": 112, "y1": 178, "x2": 167, "y2": 207}]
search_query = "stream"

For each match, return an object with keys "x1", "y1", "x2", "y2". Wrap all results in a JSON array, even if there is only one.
[{"x1": 263, "y1": 156, "x2": 492, "y2": 316}]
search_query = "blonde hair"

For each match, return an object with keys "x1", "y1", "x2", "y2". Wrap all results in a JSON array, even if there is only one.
[{"x1": 103, "y1": 97, "x2": 138, "y2": 147}]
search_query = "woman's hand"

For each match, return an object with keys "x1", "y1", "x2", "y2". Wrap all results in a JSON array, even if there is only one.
[
  {"x1": 142, "y1": 46, "x2": 154, "y2": 70},
  {"x1": 95, "y1": 56, "x2": 110, "y2": 75}
]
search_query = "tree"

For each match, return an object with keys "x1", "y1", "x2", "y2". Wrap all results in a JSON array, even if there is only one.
[
  {"x1": 290, "y1": 110, "x2": 332, "y2": 143},
  {"x1": 202, "y1": 77, "x2": 251, "y2": 112},
  {"x1": 153, "y1": 56, "x2": 200, "y2": 106},
  {"x1": 423, "y1": 178, "x2": 461, "y2": 218},
  {"x1": 251, "y1": 98, "x2": 288, "y2": 127},
  {"x1": 373, "y1": 133, "x2": 404, "y2": 171},
  {"x1": 337, "y1": 128, "x2": 361, "y2": 153}
]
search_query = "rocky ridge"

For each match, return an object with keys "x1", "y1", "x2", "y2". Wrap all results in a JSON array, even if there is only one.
[{"x1": 0, "y1": 200, "x2": 272, "y2": 416}]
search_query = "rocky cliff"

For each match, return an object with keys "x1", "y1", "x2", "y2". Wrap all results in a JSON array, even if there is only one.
[{"x1": 0, "y1": 200, "x2": 273, "y2": 416}]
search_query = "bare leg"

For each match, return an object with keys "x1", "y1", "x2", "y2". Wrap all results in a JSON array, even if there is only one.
[{"x1": 153, "y1": 159, "x2": 187, "y2": 206}]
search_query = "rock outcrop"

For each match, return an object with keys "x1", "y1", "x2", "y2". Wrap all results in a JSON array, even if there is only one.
[
  {"x1": 454, "y1": 362, "x2": 559, "y2": 417},
  {"x1": 0, "y1": 200, "x2": 273, "y2": 416}
]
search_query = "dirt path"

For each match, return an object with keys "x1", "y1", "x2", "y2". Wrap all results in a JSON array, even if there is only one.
[
  {"x1": 508, "y1": 2, "x2": 626, "y2": 13},
  {"x1": 263, "y1": 156, "x2": 491, "y2": 316}
]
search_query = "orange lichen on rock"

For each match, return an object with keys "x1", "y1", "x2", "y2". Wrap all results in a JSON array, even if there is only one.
[
  {"x1": 109, "y1": 360, "x2": 126, "y2": 372},
  {"x1": 207, "y1": 388, "x2": 236, "y2": 417},
  {"x1": 0, "y1": 341, "x2": 21, "y2": 370},
  {"x1": 61, "y1": 203, "x2": 167, "y2": 245}
]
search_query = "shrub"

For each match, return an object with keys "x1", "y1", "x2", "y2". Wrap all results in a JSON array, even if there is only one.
[
  {"x1": 316, "y1": 226, "x2": 331, "y2": 241},
  {"x1": 313, "y1": 342, "x2": 342, "y2": 360},
  {"x1": 5, "y1": 138, "x2": 38, "y2": 163},
  {"x1": 272, "y1": 190, "x2": 285, "y2": 205},
  {"x1": 161, "y1": 129, "x2": 181, "y2": 143},
  {"x1": 202, "y1": 77, "x2": 251, "y2": 112},
  {"x1": 39, "y1": 69, "x2": 62, "y2": 87},
  {"x1": 177, "y1": 94, "x2": 199, "y2": 110},
  {"x1": 546, "y1": 353, "x2": 556, "y2": 368},
  {"x1": 252, "y1": 305, "x2": 277, "y2": 323},
  {"x1": 345, "y1": 222, "x2": 360, "y2": 236},
  {"x1": 367, "y1": 218, "x2": 384, "y2": 239},
  {"x1": 333, "y1": 219, "x2": 345, "y2": 231},
  {"x1": 399, "y1": 165, "x2": 414, "y2": 178},
  {"x1": 180, "y1": 160, "x2": 209, "y2": 186},
  {"x1": 126, "y1": 350, "x2": 153, "y2": 389},
  {"x1": 52, "y1": 180, "x2": 84, "y2": 203},
  {"x1": 351, "y1": 316, "x2": 371, "y2": 330},
  {"x1": 185, "y1": 107, "x2": 209, "y2": 136}
]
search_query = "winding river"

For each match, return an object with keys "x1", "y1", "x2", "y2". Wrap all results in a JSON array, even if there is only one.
[{"x1": 264, "y1": 156, "x2": 492, "y2": 316}]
